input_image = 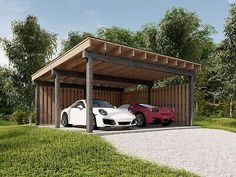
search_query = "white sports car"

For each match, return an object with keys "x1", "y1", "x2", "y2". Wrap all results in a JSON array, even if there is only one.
[{"x1": 61, "y1": 99, "x2": 136, "y2": 129}]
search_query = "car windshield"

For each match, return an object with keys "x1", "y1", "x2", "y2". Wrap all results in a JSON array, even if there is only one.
[
  {"x1": 139, "y1": 104, "x2": 157, "y2": 109},
  {"x1": 93, "y1": 100, "x2": 114, "y2": 108},
  {"x1": 118, "y1": 104, "x2": 130, "y2": 109}
]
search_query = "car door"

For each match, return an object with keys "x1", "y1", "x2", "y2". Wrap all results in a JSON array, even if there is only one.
[{"x1": 69, "y1": 101, "x2": 86, "y2": 125}]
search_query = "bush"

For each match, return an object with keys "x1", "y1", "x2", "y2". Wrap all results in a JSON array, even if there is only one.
[
  {"x1": 197, "y1": 100, "x2": 224, "y2": 117},
  {"x1": 31, "y1": 111, "x2": 36, "y2": 123},
  {"x1": 0, "y1": 114, "x2": 11, "y2": 121},
  {"x1": 11, "y1": 111, "x2": 29, "y2": 125}
]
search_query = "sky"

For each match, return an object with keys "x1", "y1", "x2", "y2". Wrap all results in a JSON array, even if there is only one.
[{"x1": 0, "y1": 0, "x2": 235, "y2": 66}]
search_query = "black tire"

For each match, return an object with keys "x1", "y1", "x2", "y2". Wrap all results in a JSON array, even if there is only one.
[
  {"x1": 161, "y1": 120, "x2": 172, "y2": 126},
  {"x1": 135, "y1": 113, "x2": 146, "y2": 127},
  {"x1": 92, "y1": 114, "x2": 98, "y2": 130},
  {"x1": 61, "y1": 113, "x2": 71, "y2": 127}
]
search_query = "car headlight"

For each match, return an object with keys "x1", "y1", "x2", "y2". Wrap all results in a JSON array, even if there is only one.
[
  {"x1": 152, "y1": 108, "x2": 159, "y2": 112},
  {"x1": 99, "y1": 109, "x2": 108, "y2": 116}
]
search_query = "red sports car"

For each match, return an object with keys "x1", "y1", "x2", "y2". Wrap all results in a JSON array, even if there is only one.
[{"x1": 119, "y1": 103, "x2": 176, "y2": 127}]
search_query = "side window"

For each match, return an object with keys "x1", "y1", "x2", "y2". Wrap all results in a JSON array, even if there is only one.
[{"x1": 71, "y1": 101, "x2": 85, "y2": 108}]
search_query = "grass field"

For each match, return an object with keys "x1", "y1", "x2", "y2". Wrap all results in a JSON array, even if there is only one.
[
  {"x1": 194, "y1": 117, "x2": 236, "y2": 133},
  {"x1": 0, "y1": 120, "x2": 16, "y2": 126},
  {"x1": 0, "y1": 121, "x2": 197, "y2": 177}
]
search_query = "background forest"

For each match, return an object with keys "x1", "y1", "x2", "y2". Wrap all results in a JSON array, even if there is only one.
[{"x1": 0, "y1": 6, "x2": 235, "y2": 123}]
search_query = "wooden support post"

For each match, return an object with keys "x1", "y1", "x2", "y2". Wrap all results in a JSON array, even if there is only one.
[
  {"x1": 83, "y1": 87, "x2": 86, "y2": 99},
  {"x1": 54, "y1": 72, "x2": 60, "y2": 128},
  {"x1": 148, "y1": 85, "x2": 152, "y2": 104},
  {"x1": 189, "y1": 76, "x2": 194, "y2": 126},
  {"x1": 34, "y1": 82, "x2": 40, "y2": 125},
  {"x1": 86, "y1": 56, "x2": 93, "y2": 133}
]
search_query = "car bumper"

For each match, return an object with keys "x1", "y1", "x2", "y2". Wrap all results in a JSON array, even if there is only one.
[
  {"x1": 101, "y1": 118, "x2": 136, "y2": 127},
  {"x1": 151, "y1": 117, "x2": 175, "y2": 124}
]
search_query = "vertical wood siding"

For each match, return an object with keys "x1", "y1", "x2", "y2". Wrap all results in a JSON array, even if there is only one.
[
  {"x1": 38, "y1": 84, "x2": 189, "y2": 125},
  {"x1": 122, "y1": 84, "x2": 189, "y2": 125}
]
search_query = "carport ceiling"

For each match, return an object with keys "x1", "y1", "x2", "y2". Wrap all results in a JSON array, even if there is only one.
[{"x1": 32, "y1": 37, "x2": 201, "y2": 88}]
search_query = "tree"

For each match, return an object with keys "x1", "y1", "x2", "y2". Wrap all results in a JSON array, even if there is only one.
[
  {"x1": 96, "y1": 26, "x2": 135, "y2": 46},
  {"x1": 156, "y1": 8, "x2": 215, "y2": 63},
  {"x1": 61, "y1": 31, "x2": 93, "y2": 53},
  {"x1": 153, "y1": 8, "x2": 215, "y2": 90},
  {"x1": 0, "y1": 15, "x2": 57, "y2": 111},
  {"x1": 219, "y1": 4, "x2": 236, "y2": 117},
  {"x1": 0, "y1": 67, "x2": 16, "y2": 114},
  {"x1": 134, "y1": 23, "x2": 159, "y2": 51}
]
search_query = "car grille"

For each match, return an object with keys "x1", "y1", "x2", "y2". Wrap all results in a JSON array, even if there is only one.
[
  {"x1": 103, "y1": 119, "x2": 116, "y2": 125},
  {"x1": 118, "y1": 122, "x2": 130, "y2": 125}
]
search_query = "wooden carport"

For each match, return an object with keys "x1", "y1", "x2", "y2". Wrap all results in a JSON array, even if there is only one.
[{"x1": 32, "y1": 37, "x2": 201, "y2": 133}]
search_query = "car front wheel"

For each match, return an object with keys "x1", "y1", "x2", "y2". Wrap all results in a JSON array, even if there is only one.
[
  {"x1": 161, "y1": 120, "x2": 172, "y2": 126},
  {"x1": 135, "y1": 113, "x2": 146, "y2": 127},
  {"x1": 92, "y1": 115, "x2": 98, "y2": 130},
  {"x1": 62, "y1": 113, "x2": 71, "y2": 127}
]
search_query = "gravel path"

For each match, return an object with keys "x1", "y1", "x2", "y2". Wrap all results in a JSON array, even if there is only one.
[{"x1": 102, "y1": 128, "x2": 236, "y2": 177}]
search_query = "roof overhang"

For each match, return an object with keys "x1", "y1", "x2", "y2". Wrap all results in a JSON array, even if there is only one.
[{"x1": 32, "y1": 37, "x2": 201, "y2": 88}]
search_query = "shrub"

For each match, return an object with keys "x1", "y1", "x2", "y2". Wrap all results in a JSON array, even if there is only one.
[
  {"x1": 197, "y1": 100, "x2": 224, "y2": 117},
  {"x1": 11, "y1": 111, "x2": 29, "y2": 125},
  {"x1": 0, "y1": 114, "x2": 11, "y2": 121}
]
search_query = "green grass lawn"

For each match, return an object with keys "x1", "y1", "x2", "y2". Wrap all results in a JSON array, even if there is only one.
[
  {"x1": 0, "y1": 120, "x2": 16, "y2": 126},
  {"x1": 0, "y1": 121, "x2": 197, "y2": 177},
  {"x1": 194, "y1": 117, "x2": 236, "y2": 133}
]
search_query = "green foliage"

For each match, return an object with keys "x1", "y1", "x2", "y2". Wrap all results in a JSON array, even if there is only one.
[
  {"x1": 134, "y1": 23, "x2": 159, "y2": 51},
  {"x1": 0, "y1": 67, "x2": 16, "y2": 114},
  {"x1": 0, "y1": 15, "x2": 57, "y2": 111},
  {"x1": 220, "y1": 4, "x2": 236, "y2": 117},
  {"x1": 0, "y1": 125, "x2": 198, "y2": 177},
  {"x1": 10, "y1": 111, "x2": 29, "y2": 125},
  {"x1": 156, "y1": 7, "x2": 215, "y2": 62},
  {"x1": 61, "y1": 31, "x2": 93, "y2": 53},
  {"x1": 154, "y1": 8, "x2": 215, "y2": 88},
  {"x1": 194, "y1": 117, "x2": 236, "y2": 133},
  {"x1": 0, "y1": 114, "x2": 11, "y2": 121},
  {"x1": 197, "y1": 101, "x2": 224, "y2": 117},
  {"x1": 96, "y1": 26, "x2": 136, "y2": 46}
]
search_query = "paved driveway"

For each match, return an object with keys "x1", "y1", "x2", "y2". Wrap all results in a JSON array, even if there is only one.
[{"x1": 102, "y1": 128, "x2": 236, "y2": 177}]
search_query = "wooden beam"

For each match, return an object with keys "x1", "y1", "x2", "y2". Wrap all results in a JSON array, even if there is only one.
[
  {"x1": 54, "y1": 69, "x2": 153, "y2": 86},
  {"x1": 86, "y1": 57, "x2": 93, "y2": 133},
  {"x1": 83, "y1": 51, "x2": 195, "y2": 76},
  {"x1": 34, "y1": 81, "x2": 40, "y2": 125},
  {"x1": 110, "y1": 46, "x2": 122, "y2": 56},
  {"x1": 177, "y1": 60, "x2": 187, "y2": 68},
  {"x1": 32, "y1": 39, "x2": 91, "y2": 81},
  {"x1": 189, "y1": 76, "x2": 194, "y2": 126},
  {"x1": 167, "y1": 58, "x2": 178, "y2": 67},
  {"x1": 148, "y1": 84, "x2": 153, "y2": 104},
  {"x1": 53, "y1": 70, "x2": 60, "y2": 128},
  {"x1": 158, "y1": 56, "x2": 168, "y2": 65},
  {"x1": 186, "y1": 63, "x2": 194, "y2": 70},
  {"x1": 36, "y1": 80, "x2": 124, "y2": 92}
]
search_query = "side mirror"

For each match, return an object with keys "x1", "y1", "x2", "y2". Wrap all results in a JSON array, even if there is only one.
[{"x1": 77, "y1": 105, "x2": 83, "y2": 110}]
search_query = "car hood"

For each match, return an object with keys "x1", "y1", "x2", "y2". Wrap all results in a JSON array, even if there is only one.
[
  {"x1": 94, "y1": 108, "x2": 135, "y2": 120},
  {"x1": 94, "y1": 108, "x2": 129, "y2": 113}
]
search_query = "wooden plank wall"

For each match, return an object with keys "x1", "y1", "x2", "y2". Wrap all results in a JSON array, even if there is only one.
[
  {"x1": 39, "y1": 86, "x2": 122, "y2": 124},
  {"x1": 122, "y1": 84, "x2": 189, "y2": 125},
  {"x1": 39, "y1": 84, "x2": 189, "y2": 125}
]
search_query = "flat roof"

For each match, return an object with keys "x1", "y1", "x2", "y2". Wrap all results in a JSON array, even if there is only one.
[{"x1": 32, "y1": 37, "x2": 201, "y2": 88}]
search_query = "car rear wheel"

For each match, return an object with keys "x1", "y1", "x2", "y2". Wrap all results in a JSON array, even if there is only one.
[
  {"x1": 135, "y1": 113, "x2": 146, "y2": 127},
  {"x1": 62, "y1": 113, "x2": 71, "y2": 127}
]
